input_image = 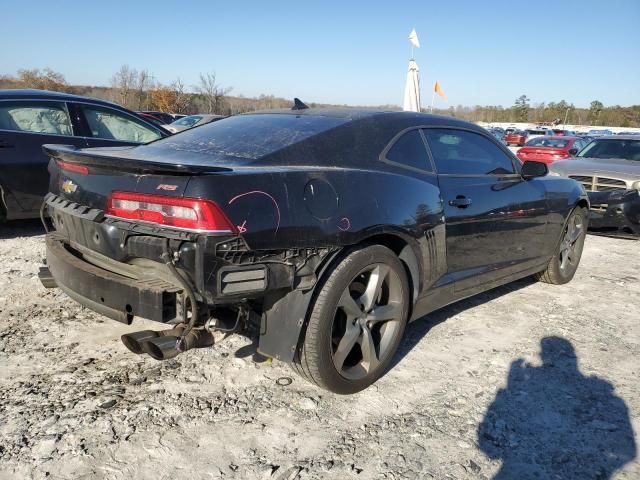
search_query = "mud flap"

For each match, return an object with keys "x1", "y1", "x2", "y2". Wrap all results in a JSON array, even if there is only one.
[
  {"x1": 257, "y1": 250, "x2": 342, "y2": 363},
  {"x1": 257, "y1": 288, "x2": 315, "y2": 362}
]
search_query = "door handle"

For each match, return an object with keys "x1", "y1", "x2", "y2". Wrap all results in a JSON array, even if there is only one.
[
  {"x1": 449, "y1": 196, "x2": 472, "y2": 208},
  {"x1": 0, "y1": 141, "x2": 14, "y2": 148}
]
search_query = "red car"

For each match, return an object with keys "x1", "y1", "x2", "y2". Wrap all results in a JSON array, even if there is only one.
[
  {"x1": 505, "y1": 130, "x2": 528, "y2": 146},
  {"x1": 552, "y1": 129, "x2": 575, "y2": 136},
  {"x1": 516, "y1": 136, "x2": 587, "y2": 164}
]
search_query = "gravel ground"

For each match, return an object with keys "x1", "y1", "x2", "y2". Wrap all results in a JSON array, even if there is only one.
[{"x1": 0, "y1": 220, "x2": 638, "y2": 480}]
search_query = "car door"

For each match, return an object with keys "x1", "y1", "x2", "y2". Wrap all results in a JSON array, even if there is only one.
[
  {"x1": 0, "y1": 99, "x2": 87, "y2": 216},
  {"x1": 70, "y1": 102, "x2": 165, "y2": 149},
  {"x1": 423, "y1": 127, "x2": 550, "y2": 293}
]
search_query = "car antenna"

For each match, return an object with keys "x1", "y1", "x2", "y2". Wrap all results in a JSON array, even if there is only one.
[{"x1": 292, "y1": 98, "x2": 309, "y2": 110}]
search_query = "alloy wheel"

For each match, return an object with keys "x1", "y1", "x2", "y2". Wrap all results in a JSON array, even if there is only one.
[
  {"x1": 559, "y1": 212, "x2": 584, "y2": 273},
  {"x1": 330, "y1": 263, "x2": 404, "y2": 380}
]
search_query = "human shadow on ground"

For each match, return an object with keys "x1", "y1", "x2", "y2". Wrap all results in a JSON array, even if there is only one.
[{"x1": 478, "y1": 336, "x2": 636, "y2": 479}]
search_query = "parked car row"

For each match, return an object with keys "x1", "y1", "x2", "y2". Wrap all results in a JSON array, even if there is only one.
[
  {"x1": 485, "y1": 124, "x2": 640, "y2": 236},
  {"x1": 549, "y1": 135, "x2": 640, "y2": 236}
]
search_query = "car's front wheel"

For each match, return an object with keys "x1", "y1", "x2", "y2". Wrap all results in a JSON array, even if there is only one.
[
  {"x1": 292, "y1": 245, "x2": 409, "y2": 394},
  {"x1": 536, "y1": 206, "x2": 588, "y2": 284}
]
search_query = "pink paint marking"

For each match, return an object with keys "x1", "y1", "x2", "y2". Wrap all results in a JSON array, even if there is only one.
[
  {"x1": 237, "y1": 220, "x2": 247, "y2": 234},
  {"x1": 228, "y1": 190, "x2": 281, "y2": 233},
  {"x1": 338, "y1": 217, "x2": 351, "y2": 231}
]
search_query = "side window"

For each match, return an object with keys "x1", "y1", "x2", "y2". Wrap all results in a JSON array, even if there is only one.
[
  {"x1": 0, "y1": 102, "x2": 72, "y2": 136},
  {"x1": 384, "y1": 129, "x2": 432, "y2": 171},
  {"x1": 81, "y1": 105, "x2": 161, "y2": 143},
  {"x1": 423, "y1": 128, "x2": 515, "y2": 175}
]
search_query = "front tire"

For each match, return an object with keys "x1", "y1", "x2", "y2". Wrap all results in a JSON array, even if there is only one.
[
  {"x1": 536, "y1": 206, "x2": 588, "y2": 285},
  {"x1": 293, "y1": 245, "x2": 409, "y2": 394}
]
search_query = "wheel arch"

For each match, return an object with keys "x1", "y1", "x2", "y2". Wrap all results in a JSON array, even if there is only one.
[
  {"x1": 257, "y1": 232, "x2": 421, "y2": 363},
  {"x1": 576, "y1": 198, "x2": 589, "y2": 210},
  {"x1": 354, "y1": 232, "x2": 421, "y2": 309}
]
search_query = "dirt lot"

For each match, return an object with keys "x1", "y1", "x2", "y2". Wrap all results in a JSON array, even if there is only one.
[{"x1": 0, "y1": 221, "x2": 638, "y2": 480}]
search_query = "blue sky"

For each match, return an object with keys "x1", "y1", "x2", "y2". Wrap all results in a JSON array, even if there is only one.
[{"x1": 3, "y1": 0, "x2": 639, "y2": 107}]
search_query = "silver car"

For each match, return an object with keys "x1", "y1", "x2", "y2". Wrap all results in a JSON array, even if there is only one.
[
  {"x1": 548, "y1": 135, "x2": 640, "y2": 236},
  {"x1": 164, "y1": 114, "x2": 224, "y2": 133}
]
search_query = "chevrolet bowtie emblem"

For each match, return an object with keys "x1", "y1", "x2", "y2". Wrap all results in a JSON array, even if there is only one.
[{"x1": 61, "y1": 180, "x2": 77, "y2": 194}]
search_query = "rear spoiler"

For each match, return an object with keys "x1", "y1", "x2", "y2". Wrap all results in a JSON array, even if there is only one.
[{"x1": 42, "y1": 144, "x2": 232, "y2": 176}]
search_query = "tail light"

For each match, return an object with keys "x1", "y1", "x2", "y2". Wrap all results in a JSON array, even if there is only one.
[
  {"x1": 57, "y1": 160, "x2": 89, "y2": 175},
  {"x1": 106, "y1": 192, "x2": 237, "y2": 233}
]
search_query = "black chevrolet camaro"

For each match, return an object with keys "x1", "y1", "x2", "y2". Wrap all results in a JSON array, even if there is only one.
[{"x1": 39, "y1": 108, "x2": 589, "y2": 394}]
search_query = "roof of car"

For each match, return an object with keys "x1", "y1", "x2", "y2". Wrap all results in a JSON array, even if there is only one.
[
  {"x1": 0, "y1": 88, "x2": 121, "y2": 108},
  {"x1": 247, "y1": 107, "x2": 395, "y2": 120},
  {"x1": 244, "y1": 107, "x2": 480, "y2": 129},
  {"x1": 593, "y1": 135, "x2": 640, "y2": 141},
  {"x1": 530, "y1": 135, "x2": 581, "y2": 140}
]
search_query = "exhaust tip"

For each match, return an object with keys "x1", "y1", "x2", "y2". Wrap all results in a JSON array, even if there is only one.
[
  {"x1": 121, "y1": 330, "x2": 161, "y2": 354},
  {"x1": 143, "y1": 336, "x2": 180, "y2": 361}
]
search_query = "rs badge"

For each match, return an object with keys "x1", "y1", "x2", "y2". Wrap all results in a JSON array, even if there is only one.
[
  {"x1": 61, "y1": 180, "x2": 77, "y2": 194},
  {"x1": 157, "y1": 184, "x2": 178, "y2": 191}
]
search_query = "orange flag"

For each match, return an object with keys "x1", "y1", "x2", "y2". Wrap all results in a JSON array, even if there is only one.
[{"x1": 434, "y1": 81, "x2": 447, "y2": 100}]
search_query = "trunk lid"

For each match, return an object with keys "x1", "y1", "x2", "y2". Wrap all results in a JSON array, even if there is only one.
[{"x1": 44, "y1": 144, "x2": 232, "y2": 210}]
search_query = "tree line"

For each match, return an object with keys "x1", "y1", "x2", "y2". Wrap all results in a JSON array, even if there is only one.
[
  {"x1": 432, "y1": 94, "x2": 640, "y2": 128},
  {"x1": 1, "y1": 68, "x2": 638, "y2": 127},
  {"x1": 0, "y1": 66, "x2": 296, "y2": 115}
]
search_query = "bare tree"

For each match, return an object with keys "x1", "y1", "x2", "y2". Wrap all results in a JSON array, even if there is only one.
[
  {"x1": 110, "y1": 65, "x2": 138, "y2": 109},
  {"x1": 172, "y1": 78, "x2": 191, "y2": 113},
  {"x1": 194, "y1": 72, "x2": 232, "y2": 114},
  {"x1": 136, "y1": 69, "x2": 151, "y2": 110}
]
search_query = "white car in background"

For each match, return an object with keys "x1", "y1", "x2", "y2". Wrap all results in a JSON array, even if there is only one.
[
  {"x1": 164, "y1": 114, "x2": 225, "y2": 133},
  {"x1": 525, "y1": 128, "x2": 554, "y2": 143}
]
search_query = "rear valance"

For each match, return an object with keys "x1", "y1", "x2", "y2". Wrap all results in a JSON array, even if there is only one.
[{"x1": 42, "y1": 144, "x2": 232, "y2": 176}]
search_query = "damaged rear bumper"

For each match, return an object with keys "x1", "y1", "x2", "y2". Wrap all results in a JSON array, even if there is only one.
[
  {"x1": 44, "y1": 234, "x2": 181, "y2": 323},
  {"x1": 587, "y1": 189, "x2": 640, "y2": 236}
]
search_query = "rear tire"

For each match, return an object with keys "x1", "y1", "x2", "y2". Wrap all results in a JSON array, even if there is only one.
[
  {"x1": 292, "y1": 245, "x2": 409, "y2": 394},
  {"x1": 536, "y1": 206, "x2": 588, "y2": 285}
]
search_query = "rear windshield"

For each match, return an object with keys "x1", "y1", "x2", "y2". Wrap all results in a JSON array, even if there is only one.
[
  {"x1": 142, "y1": 113, "x2": 348, "y2": 164},
  {"x1": 527, "y1": 129, "x2": 548, "y2": 135},
  {"x1": 577, "y1": 139, "x2": 640, "y2": 161},
  {"x1": 525, "y1": 137, "x2": 570, "y2": 148}
]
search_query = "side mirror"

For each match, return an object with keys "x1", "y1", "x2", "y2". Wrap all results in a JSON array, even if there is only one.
[
  {"x1": 521, "y1": 160, "x2": 548, "y2": 179},
  {"x1": 568, "y1": 148, "x2": 578, "y2": 156}
]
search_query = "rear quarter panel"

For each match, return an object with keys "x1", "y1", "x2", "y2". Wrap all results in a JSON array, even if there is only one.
[{"x1": 184, "y1": 167, "x2": 444, "y2": 251}]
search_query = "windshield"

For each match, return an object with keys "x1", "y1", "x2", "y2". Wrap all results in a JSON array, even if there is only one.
[
  {"x1": 172, "y1": 115, "x2": 202, "y2": 127},
  {"x1": 136, "y1": 113, "x2": 349, "y2": 165},
  {"x1": 577, "y1": 139, "x2": 640, "y2": 161},
  {"x1": 525, "y1": 137, "x2": 570, "y2": 148},
  {"x1": 527, "y1": 129, "x2": 548, "y2": 135}
]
